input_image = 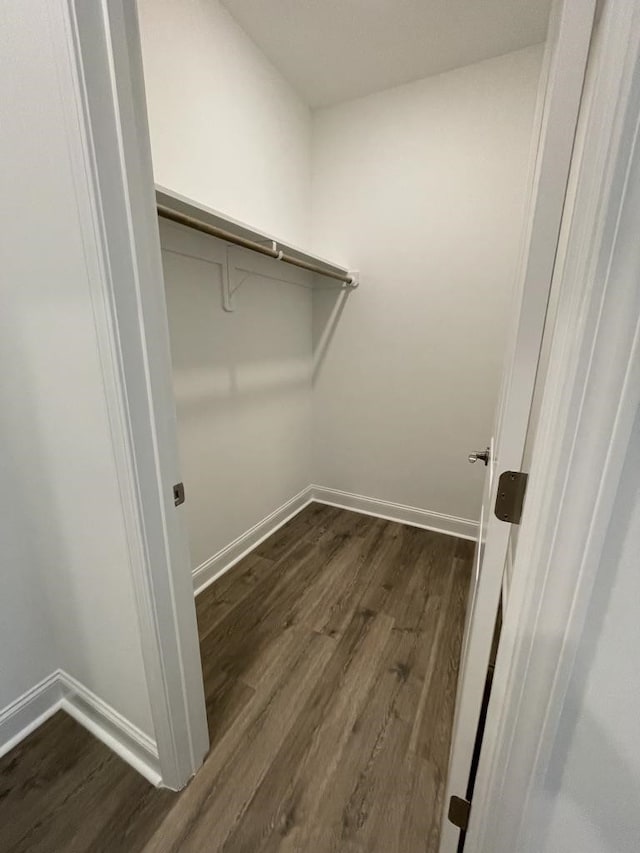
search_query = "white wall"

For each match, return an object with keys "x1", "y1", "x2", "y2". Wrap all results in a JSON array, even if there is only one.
[
  {"x1": 139, "y1": 0, "x2": 315, "y2": 575},
  {"x1": 0, "y1": 0, "x2": 153, "y2": 738},
  {"x1": 160, "y1": 220, "x2": 312, "y2": 572},
  {"x1": 311, "y1": 46, "x2": 543, "y2": 523},
  {"x1": 533, "y1": 405, "x2": 640, "y2": 853},
  {"x1": 137, "y1": 0, "x2": 312, "y2": 246},
  {"x1": 0, "y1": 450, "x2": 56, "y2": 712}
]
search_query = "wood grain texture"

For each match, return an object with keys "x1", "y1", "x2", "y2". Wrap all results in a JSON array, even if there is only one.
[{"x1": 0, "y1": 505, "x2": 472, "y2": 852}]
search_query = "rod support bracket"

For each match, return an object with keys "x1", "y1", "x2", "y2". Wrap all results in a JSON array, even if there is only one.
[
  {"x1": 222, "y1": 246, "x2": 234, "y2": 312},
  {"x1": 347, "y1": 270, "x2": 360, "y2": 288}
]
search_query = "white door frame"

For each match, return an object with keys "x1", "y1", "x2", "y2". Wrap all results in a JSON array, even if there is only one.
[
  {"x1": 466, "y1": 3, "x2": 640, "y2": 849},
  {"x1": 441, "y1": 2, "x2": 595, "y2": 848},
  {"x1": 60, "y1": 0, "x2": 209, "y2": 789}
]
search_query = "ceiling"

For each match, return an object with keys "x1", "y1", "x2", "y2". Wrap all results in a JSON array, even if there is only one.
[{"x1": 220, "y1": 0, "x2": 551, "y2": 108}]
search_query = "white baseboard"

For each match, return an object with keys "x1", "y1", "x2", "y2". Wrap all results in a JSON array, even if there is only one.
[
  {"x1": 0, "y1": 670, "x2": 161, "y2": 786},
  {"x1": 192, "y1": 484, "x2": 477, "y2": 601},
  {"x1": 311, "y1": 485, "x2": 478, "y2": 541},
  {"x1": 0, "y1": 672, "x2": 62, "y2": 759},
  {"x1": 59, "y1": 671, "x2": 161, "y2": 786},
  {"x1": 192, "y1": 486, "x2": 314, "y2": 595}
]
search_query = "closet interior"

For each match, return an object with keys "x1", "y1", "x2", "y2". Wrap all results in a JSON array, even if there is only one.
[
  {"x1": 140, "y1": 0, "x2": 546, "y2": 585},
  {"x1": 139, "y1": 0, "x2": 549, "y2": 845}
]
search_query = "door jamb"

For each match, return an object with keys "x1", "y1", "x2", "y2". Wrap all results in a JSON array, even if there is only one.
[
  {"x1": 441, "y1": 2, "x2": 596, "y2": 848},
  {"x1": 61, "y1": 0, "x2": 210, "y2": 789},
  {"x1": 465, "y1": 4, "x2": 640, "y2": 849}
]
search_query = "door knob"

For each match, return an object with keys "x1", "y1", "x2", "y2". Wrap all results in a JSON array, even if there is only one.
[{"x1": 468, "y1": 447, "x2": 490, "y2": 466}]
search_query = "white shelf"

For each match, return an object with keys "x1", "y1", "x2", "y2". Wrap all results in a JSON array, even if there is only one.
[{"x1": 155, "y1": 185, "x2": 357, "y2": 287}]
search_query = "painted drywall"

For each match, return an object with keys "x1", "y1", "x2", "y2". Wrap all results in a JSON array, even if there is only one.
[
  {"x1": 0, "y1": 0, "x2": 153, "y2": 738},
  {"x1": 137, "y1": 0, "x2": 312, "y2": 247},
  {"x1": 138, "y1": 0, "x2": 316, "y2": 574},
  {"x1": 311, "y1": 45, "x2": 543, "y2": 523},
  {"x1": 0, "y1": 465, "x2": 56, "y2": 713},
  {"x1": 159, "y1": 220, "x2": 312, "y2": 571},
  {"x1": 532, "y1": 405, "x2": 640, "y2": 853}
]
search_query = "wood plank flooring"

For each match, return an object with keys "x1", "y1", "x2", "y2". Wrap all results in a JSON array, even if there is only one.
[{"x1": 0, "y1": 505, "x2": 472, "y2": 852}]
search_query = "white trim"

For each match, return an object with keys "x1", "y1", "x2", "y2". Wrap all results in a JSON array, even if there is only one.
[
  {"x1": 193, "y1": 487, "x2": 314, "y2": 595},
  {"x1": 193, "y1": 484, "x2": 476, "y2": 598},
  {"x1": 0, "y1": 670, "x2": 160, "y2": 786},
  {"x1": 311, "y1": 486, "x2": 478, "y2": 540},
  {"x1": 59, "y1": 671, "x2": 161, "y2": 787},
  {"x1": 63, "y1": 0, "x2": 209, "y2": 790},
  {"x1": 466, "y1": 4, "x2": 640, "y2": 851},
  {"x1": 440, "y1": 4, "x2": 597, "y2": 848},
  {"x1": 0, "y1": 674, "x2": 62, "y2": 760}
]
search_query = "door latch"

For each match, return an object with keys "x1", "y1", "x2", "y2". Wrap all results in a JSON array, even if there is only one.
[
  {"x1": 173, "y1": 482, "x2": 185, "y2": 507},
  {"x1": 494, "y1": 471, "x2": 528, "y2": 524},
  {"x1": 468, "y1": 446, "x2": 490, "y2": 466}
]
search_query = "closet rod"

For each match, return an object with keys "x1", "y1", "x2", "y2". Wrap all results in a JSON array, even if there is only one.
[{"x1": 156, "y1": 204, "x2": 355, "y2": 285}]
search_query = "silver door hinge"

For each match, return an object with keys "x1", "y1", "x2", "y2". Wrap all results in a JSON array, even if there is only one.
[
  {"x1": 173, "y1": 482, "x2": 185, "y2": 507},
  {"x1": 494, "y1": 471, "x2": 528, "y2": 524},
  {"x1": 448, "y1": 795, "x2": 471, "y2": 832}
]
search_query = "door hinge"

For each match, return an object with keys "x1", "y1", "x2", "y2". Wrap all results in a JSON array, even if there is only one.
[
  {"x1": 448, "y1": 795, "x2": 471, "y2": 832},
  {"x1": 173, "y1": 482, "x2": 185, "y2": 507},
  {"x1": 494, "y1": 470, "x2": 528, "y2": 524}
]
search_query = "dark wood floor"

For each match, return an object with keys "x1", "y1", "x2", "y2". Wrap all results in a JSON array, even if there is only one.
[{"x1": 0, "y1": 504, "x2": 472, "y2": 852}]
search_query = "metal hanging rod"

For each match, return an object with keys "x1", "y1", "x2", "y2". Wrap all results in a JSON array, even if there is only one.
[{"x1": 156, "y1": 203, "x2": 356, "y2": 286}]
